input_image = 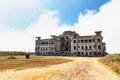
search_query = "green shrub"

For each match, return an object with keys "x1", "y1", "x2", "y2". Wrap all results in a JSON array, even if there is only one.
[{"x1": 0, "y1": 51, "x2": 35, "y2": 57}]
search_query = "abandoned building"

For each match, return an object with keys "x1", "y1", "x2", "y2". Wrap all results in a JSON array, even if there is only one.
[{"x1": 35, "y1": 31, "x2": 106, "y2": 56}]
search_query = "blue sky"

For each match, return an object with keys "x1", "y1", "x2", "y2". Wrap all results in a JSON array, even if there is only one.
[
  {"x1": 0, "y1": 0, "x2": 120, "y2": 53},
  {"x1": 44, "y1": 0, "x2": 110, "y2": 25},
  {"x1": 0, "y1": 0, "x2": 110, "y2": 30}
]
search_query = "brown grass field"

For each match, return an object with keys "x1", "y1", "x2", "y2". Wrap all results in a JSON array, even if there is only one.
[
  {"x1": 0, "y1": 54, "x2": 120, "y2": 80},
  {"x1": 99, "y1": 54, "x2": 120, "y2": 77},
  {"x1": 0, "y1": 56, "x2": 72, "y2": 71}
]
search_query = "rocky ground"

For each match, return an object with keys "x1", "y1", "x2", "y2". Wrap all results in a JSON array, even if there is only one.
[{"x1": 0, "y1": 57, "x2": 119, "y2": 80}]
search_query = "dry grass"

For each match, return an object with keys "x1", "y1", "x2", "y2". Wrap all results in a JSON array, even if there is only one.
[
  {"x1": 0, "y1": 56, "x2": 72, "y2": 71},
  {"x1": 99, "y1": 54, "x2": 120, "y2": 77}
]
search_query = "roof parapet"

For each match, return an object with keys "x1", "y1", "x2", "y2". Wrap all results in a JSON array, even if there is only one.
[
  {"x1": 95, "y1": 31, "x2": 102, "y2": 36},
  {"x1": 36, "y1": 37, "x2": 41, "y2": 40}
]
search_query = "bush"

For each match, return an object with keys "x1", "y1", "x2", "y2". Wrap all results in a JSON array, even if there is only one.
[
  {"x1": 0, "y1": 51, "x2": 35, "y2": 56},
  {"x1": 99, "y1": 54, "x2": 120, "y2": 76}
]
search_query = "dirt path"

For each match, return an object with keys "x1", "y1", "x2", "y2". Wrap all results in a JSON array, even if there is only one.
[{"x1": 0, "y1": 57, "x2": 119, "y2": 80}]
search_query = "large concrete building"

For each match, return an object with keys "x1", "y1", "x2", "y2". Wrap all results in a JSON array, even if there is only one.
[{"x1": 35, "y1": 31, "x2": 107, "y2": 56}]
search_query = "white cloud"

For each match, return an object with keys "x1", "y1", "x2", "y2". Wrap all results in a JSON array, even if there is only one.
[
  {"x1": 0, "y1": 10, "x2": 71, "y2": 51},
  {"x1": 73, "y1": 0, "x2": 120, "y2": 53},
  {"x1": 0, "y1": 0, "x2": 120, "y2": 53},
  {"x1": 0, "y1": 0, "x2": 44, "y2": 29}
]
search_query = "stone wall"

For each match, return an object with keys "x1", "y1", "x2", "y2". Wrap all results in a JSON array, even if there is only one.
[{"x1": 35, "y1": 31, "x2": 107, "y2": 56}]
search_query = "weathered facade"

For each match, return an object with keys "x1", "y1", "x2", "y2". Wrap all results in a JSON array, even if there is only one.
[{"x1": 35, "y1": 31, "x2": 107, "y2": 56}]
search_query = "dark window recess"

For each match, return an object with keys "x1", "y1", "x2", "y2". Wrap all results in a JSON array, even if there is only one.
[
  {"x1": 82, "y1": 52, "x2": 84, "y2": 55},
  {"x1": 93, "y1": 39, "x2": 95, "y2": 42},
  {"x1": 66, "y1": 36, "x2": 69, "y2": 39},
  {"x1": 65, "y1": 47, "x2": 69, "y2": 51},
  {"x1": 51, "y1": 41, "x2": 53, "y2": 44},
  {"x1": 74, "y1": 46, "x2": 76, "y2": 50},
  {"x1": 89, "y1": 39, "x2": 92, "y2": 42},
  {"x1": 44, "y1": 42, "x2": 45, "y2": 44},
  {"x1": 90, "y1": 52, "x2": 92, "y2": 55},
  {"x1": 74, "y1": 40, "x2": 76, "y2": 43},
  {"x1": 78, "y1": 40, "x2": 80, "y2": 43},
  {"x1": 86, "y1": 52, "x2": 88, "y2": 56},
  {"x1": 49, "y1": 42, "x2": 50, "y2": 44},
  {"x1": 66, "y1": 42, "x2": 69, "y2": 45},
  {"x1": 98, "y1": 46, "x2": 101, "y2": 50},
  {"x1": 81, "y1": 40, "x2": 84, "y2": 43},
  {"x1": 98, "y1": 38, "x2": 101, "y2": 42},
  {"x1": 98, "y1": 52, "x2": 100, "y2": 55},
  {"x1": 51, "y1": 47, "x2": 53, "y2": 50},
  {"x1": 85, "y1": 40, "x2": 88, "y2": 42},
  {"x1": 46, "y1": 42, "x2": 48, "y2": 44},
  {"x1": 104, "y1": 46, "x2": 106, "y2": 50},
  {"x1": 74, "y1": 35, "x2": 77, "y2": 38},
  {"x1": 85, "y1": 46, "x2": 87, "y2": 50},
  {"x1": 94, "y1": 52, "x2": 96, "y2": 55},
  {"x1": 82, "y1": 46, "x2": 84, "y2": 50},
  {"x1": 89, "y1": 46, "x2": 92, "y2": 49}
]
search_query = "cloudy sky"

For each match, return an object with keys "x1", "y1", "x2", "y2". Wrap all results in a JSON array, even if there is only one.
[{"x1": 0, "y1": 0, "x2": 120, "y2": 53}]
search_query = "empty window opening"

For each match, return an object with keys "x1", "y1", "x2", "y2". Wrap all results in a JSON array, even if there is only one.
[
  {"x1": 89, "y1": 39, "x2": 92, "y2": 42},
  {"x1": 81, "y1": 40, "x2": 84, "y2": 43},
  {"x1": 89, "y1": 46, "x2": 92, "y2": 49},
  {"x1": 51, "y1": 41, "x2": 53, "y2": 44},
  {"x1": 66, "y1": 36, "x2": 69, "y2": 39},
  {"x1": 41, "y1": 42, "x2": 43, "y2": 45},
  {"x1": 98, "y1": 46, "x2": 101, "y2": 50},
  {"x1": 82, "y1": 46, "x2": 84, "y2": 50},
  {"x1": 94, "y1": 52, "x2": 96, "y2": 55},
  {"x1": 66, "y1": 42, "x2": 69, "y2": 45},
  {"x1": 74, "y1": 46, "x2": 76, "y2": 50},
  {"x1": 51, "y1": 47, "x2": 53, "y2": 50},
  {"x1": 86, "y1": 52, "x2": 88, "y2": 56},
  {"x1": 98, "y1": 38, "x2": 101, "y2": 42},
  {"x1": 49, "y1": 42, "x2": 50, "y2": 44},
  {"x1": 90, "y1": 52, "x2": 92, "y2": 55},
  {"x1": 74, "y1": 40, "x2": 76, "y2": 43},
  {"x1": 36, "y1": 42, "x2": 38, "y2": 45},
  {"x1": 82, "y1": 52, "x2": 84, "y2": 55},
  {"x1": 46, "y1": 42, "x2": 48, "y2": 44},
  {"x1": 85, "y1": 40, "x2": 88, "y2": 42},
  {"x1": 85, "y1": 46, "x2": 87, "y2": 50},
  {"x1": 65, "y1": 47, "x2": 69, "y2": 51},
  {"x1": 44, "y1": 42, "x2": 45, "y2": 44}
]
